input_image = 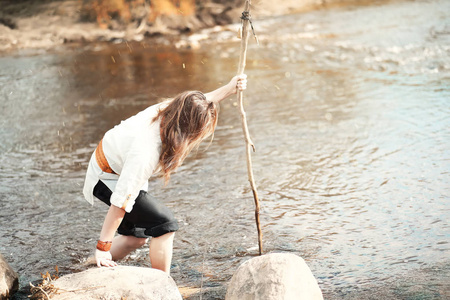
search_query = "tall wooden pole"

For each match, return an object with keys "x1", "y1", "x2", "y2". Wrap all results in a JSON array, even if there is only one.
[{"x1": 237, "y1": 0, "x2": 263, "y2": 256}]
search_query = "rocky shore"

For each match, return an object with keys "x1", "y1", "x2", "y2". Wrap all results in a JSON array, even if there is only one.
[
  {"x1": 0, "y1": 0, "x2": 337, "y2": 53},
  {"x1": 16, "y1": 253, "x2": 323, "y2": 300}
]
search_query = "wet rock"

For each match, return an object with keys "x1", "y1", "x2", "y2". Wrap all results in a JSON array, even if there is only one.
[
  {"x1": 197, "y1": 2, "x2": 233, "y2": 27},
  {"x1": 51, "y1": 266, "x2": 182, "y2": 300},
  {"x1": 226, "y1": 253, "x2": 323, "y2": 300},
  {"x1": 0, "y1": 253, "x2": 19, "y2": 299},
  {"x1": 0, "y1": 14, "x2": 17, "y2": 29},
  {"x1": 156, "y1": 14, "x2": 203, "y2": 33},
  {"x1": 174, "y1": 33, "x2": 208, "y2": 49}
]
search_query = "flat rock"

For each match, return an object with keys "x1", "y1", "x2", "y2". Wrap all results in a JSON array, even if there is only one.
[
  {"x1": 226, "y1": 253, "x2": 323, "y2": 300},
  {"x1": 51, "y1": 266, "x2": 182, "y2": 300}
]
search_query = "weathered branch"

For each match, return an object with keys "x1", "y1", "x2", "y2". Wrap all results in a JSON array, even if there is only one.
[{"x1": 237, "y1": 0, "x2": 263, "y2": 256}]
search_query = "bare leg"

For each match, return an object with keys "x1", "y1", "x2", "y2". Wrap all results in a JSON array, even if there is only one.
[
  {"x1": 149, "y1": 232, "x2": 175, "y2": 274},
  {"x1": 110, "y1": 235, "x2": 148, "y2": 261}
]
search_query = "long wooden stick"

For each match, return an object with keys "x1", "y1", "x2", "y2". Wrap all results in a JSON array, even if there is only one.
[{"x1": 237, "y1": 0, "x2": 263, "y2": 256}]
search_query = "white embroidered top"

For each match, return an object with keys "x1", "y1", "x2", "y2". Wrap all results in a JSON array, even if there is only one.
[{"x1": 83, "y1": 103, "x2": 163, "y2": 212}]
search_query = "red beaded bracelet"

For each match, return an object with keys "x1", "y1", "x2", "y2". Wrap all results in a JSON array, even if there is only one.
[{"x1": 96, "y1": 240, "x2": 112, "y2": 252}]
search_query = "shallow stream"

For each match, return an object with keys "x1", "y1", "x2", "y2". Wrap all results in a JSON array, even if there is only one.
[{"x1": 1, "y1": 0, "x2": 449, "y2": 298}]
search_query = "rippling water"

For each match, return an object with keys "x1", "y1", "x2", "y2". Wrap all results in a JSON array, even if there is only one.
[{"x1": 1, "y1": 0, "x2": 449, "y2": 299}]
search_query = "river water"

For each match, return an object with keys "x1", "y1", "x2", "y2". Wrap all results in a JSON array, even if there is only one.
[{"x1": 1, "y1": 0, "x2": 449, "y2": 299}]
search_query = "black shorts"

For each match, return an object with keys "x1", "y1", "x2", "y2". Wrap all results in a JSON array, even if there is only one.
[{"x1": 93, "y1": 180, "x2": 179, "y2": 238}]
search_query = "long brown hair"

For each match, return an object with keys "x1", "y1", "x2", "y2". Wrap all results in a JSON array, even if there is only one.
[{"x1": 153, "y1": 91, "x2": 219, "y2": 183}]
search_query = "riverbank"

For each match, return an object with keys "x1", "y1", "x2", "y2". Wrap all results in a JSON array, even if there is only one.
[{"x1": 0, "y1": 0, "x2": 380, "y2": 53}]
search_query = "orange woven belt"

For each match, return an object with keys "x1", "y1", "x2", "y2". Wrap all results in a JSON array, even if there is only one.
[{"x1": 95, "y1": 139, "x2": 117, "y2": 175}]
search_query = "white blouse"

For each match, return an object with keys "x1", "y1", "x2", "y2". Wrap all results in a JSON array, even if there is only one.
[{"x1": 83, "y1": 103, "x2": 163, "y2": 212}]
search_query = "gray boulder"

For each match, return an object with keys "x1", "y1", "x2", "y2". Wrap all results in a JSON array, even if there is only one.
[
  {"x1": 0, "y1": 253, "x2": 19, "y2": 299},
  {"x1": 51, "y1": 266, "x2": 182, "y2": 300},
  {"x1": 226, "y1": 253, "x2": 323, "y2": 300}
]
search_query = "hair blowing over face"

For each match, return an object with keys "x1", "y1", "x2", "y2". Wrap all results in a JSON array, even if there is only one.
[{"x1": 153, "y1": 91, "x2": 219, "y2": 183}]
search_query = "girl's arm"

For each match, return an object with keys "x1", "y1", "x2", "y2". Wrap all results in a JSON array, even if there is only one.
[
  {"x1": 205, "y1": 74, "x2": 247, "y2": 103},
  {"x1": 95, "y1": 205, "x2": 125, "y2": 267}
]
